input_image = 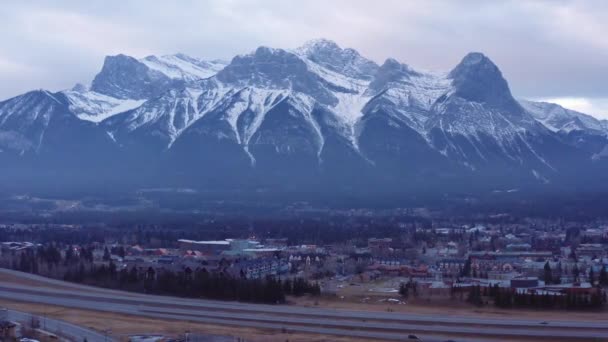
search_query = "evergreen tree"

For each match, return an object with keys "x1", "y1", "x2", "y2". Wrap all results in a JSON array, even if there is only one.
[
  {"x1": 573, "y1": 264, "x2": 580, "y2": 280},
  {"x1": 128, "y1": 266, "x2": 139, "y2": 283},
  {"x1": 461, "y1": 258, "x2": 472, "y2": 277},
  {"x1": 543, "y1": 261, "x2": 553, "y2": 284},
  {"x1": 600, "y1": 266, "x2": 608, "y2": 286},
  {"x1": 103, "y1": 247, "x2": 111, "y2": 262},
  {"x1": 467, "y1": 285, "x2": 483, "y2": 306},
  {"x1": 64, "y1": 245, "x2": 74, "y2": 265},
  {"x1": 117, "y1": 246, "x2": 126, "y2": 259},
  {"x1": 569, "y1": 249, "x2": 577, "y2": 262},
  {"x1": 399, "y1": 282, "x2": 409, "y2": 299}
]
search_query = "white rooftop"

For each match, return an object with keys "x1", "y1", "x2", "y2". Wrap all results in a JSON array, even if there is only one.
[{"x1": 178, "y1": 239, "x2": 230, "y2": 245}]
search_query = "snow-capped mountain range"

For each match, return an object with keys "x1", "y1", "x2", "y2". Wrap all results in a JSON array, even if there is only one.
[{"x1": 1, "y1": 39, "x2": 607, "y2": 194}]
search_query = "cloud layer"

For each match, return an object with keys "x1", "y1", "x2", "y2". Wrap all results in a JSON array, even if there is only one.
[{"x1": 1, "y1": 0, "x2": 607, "y2": 118}]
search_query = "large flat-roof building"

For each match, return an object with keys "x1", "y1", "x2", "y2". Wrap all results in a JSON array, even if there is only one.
[{"x1": 178, "y1": 239, "x2": 231, "y2": 255}]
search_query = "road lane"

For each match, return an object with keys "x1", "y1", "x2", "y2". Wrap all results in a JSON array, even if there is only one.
[
  {"x1": 2, "y1": 281, "x2": 607, "y2": 330},
  {"x1": 5, "y1": 309, "x2": 113, "y2": 342},
  {"x1": 3, "y1": 288, "x2": 607, "y2": 341}
]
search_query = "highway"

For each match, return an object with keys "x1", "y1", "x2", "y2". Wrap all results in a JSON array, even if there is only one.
[
  {"x1": 5, "y1": 309, "x2": 112, "y2": 342},
  {"x1": 2, "y1": 269, "x2": 607, "y2": 341}
]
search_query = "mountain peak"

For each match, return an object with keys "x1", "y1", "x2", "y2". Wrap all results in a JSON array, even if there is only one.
[
  {"x1": 91, "y1": 54, "x2": 176, "y2": 100},
  {"x1": 298, "y1": 38, "x2": 341, "y2": 53},
  {"x1": 101, "y1": 54, "x2": 139, "y2": 66},
  {"x1": 140, "y1": 53, "x2": 227, "y2": 81},
  {"x1": 449, "y1": 52, "x2": 499, "y2": 78},
  {"x1": 71, "y1": 83, "x2": 88, "y2": 93},
  {"x1": 368, "y1": 58, "x2": 421, "y2": 93},
  {"x1": 24, "y1": 89, "x2": 66, "y2": 105},
  {"x1": 216, "y1": 46, "x2": 334, "y2": 100},
  {"x1": 459, "y1": 52, "x2": 490, "y2": 65},
  {"x1": 297, "y1": 38, "x2": 378, "y2": 80},
  {"x1": 447, "y1": 52, "x2": 519, "y2": 110},
  {"x1": 254, "y1": 46, "x2": 287, "y2": 56}
]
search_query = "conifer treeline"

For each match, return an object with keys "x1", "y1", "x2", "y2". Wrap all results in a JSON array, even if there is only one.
[
  {"x1": 12, "y1": 245, "x2": 320, "y2": 304},
  {"x1": 64, "y1": 264, "x2": 320, "y2": 304},
  {"x1": 447, "y1": 284, "x2": 607, "y2": 310}
]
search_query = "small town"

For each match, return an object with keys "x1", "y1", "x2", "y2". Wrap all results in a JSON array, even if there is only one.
[{"x1": 2, "y1": 217, "x2": 607, "y2": 310}]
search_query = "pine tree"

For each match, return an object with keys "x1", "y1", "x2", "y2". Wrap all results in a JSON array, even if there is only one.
[
  {"x1": 467, "y1": 285, "x2": 483, "y2": 306},
  {"x1": 103, "y1": 247, "x2": 111, "y2": 262},
  {"x1": 600, "y1": 266, "x2": 608, "y2": 286},
  {"x1": 543, "y1": 261, "x2": 553, "y2": 285},
  {"x1": 461, "y1": 258, "x2": 471, "y2": 277},
  {"x1": 117, "y1": 246, "x2": 126, "y2": 259},
  {"x1": 65, "y1": 245, "x2": 74, "y2": 265},
  {"x1": 573, "y1": 264, "x2": 580, "y2": 281},
  {"x1": 399, "y1": 282, "x2": 409, "y2": 299},
  {"x1": 128, "y1": 266, "x2": 139, "y2": 283},
  {"x1": 570, "y1": 249, "x2": 577, "y2": 261}
]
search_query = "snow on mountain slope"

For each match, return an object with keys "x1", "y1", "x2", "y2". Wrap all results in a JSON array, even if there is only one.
[
  {"x1": 119, "y1": 41, "x2": 372, "y2": 160},
  {"x1": 0, "y1": 90, "x2": 116, "y2": 160},
  {"x1": 68, "y1": 53, "x2": 226, "y2": 123},
  {"x1": 363, "y1": 58, "x2": 453, "y2": 136},
  {"x1": 520, "y1": 99, "x2": 607, "y2": 134},
  {"x1": 428, "y1": 53, "x2": 541, "y2": 137},
  {"x1": 102, "y1": 84, "x2": 223, "y2": 147},
  {"x1": 141, "y1": 54, "x2": 227, "y2": 81},
  {"x1": 213, "y1": 44, "x2": 365, "y2": 153},
  {"x1": 101, "y1": 40, "x2": 445, "y2": 157},
  {"x1": 63, "y1": 86, "x2": 145, "y2": 123},
  {"x1": 367, "y1": 58, "x2": 452, "y2": 109},
  {"x1": 0, "y1": 90, "x2": 63, "y2": 152},
  {"x1": 297, "y1": 48, "x2": 372, "y2": 149},
  {"x1": 206, "y1": 40, "x2": 451, "y2": 158},
  {"x1": 296, "y1": 39, "x2": 379, "y2": 80},
  {"x1": 301, "y1": 56, "x2": 368, "y2": 93},
  {"x1": 422, "y1": 53, "x2": 557, "y2": 171},
  {"x1": 236, "y1": 88, "x2": 288, "y2": 146}
]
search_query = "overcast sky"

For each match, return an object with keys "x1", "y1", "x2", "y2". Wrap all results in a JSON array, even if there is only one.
[{"x1": 1, "y1": 0, "x2": 607, "y2": 118}]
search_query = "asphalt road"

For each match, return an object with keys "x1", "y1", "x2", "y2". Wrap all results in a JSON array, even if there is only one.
[
  {"x1": 5, "y1": 309, "x2": 112, "y2": 342},
  {"x1": 1, "y1": 269, "x2": 607, "y2": 341}
]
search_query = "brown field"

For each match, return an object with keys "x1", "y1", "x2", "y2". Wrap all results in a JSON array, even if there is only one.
[
  {"x1": 304, "y1": 278, "x2": 608, "y2": 322},
  {"x1": 0, "y1": 299, "x2": 387, "y2": 342}
]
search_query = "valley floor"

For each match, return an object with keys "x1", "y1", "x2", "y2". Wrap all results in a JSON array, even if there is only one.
[{"x1": 1, "y1": 269, "x2": 606, "y2": 342}]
